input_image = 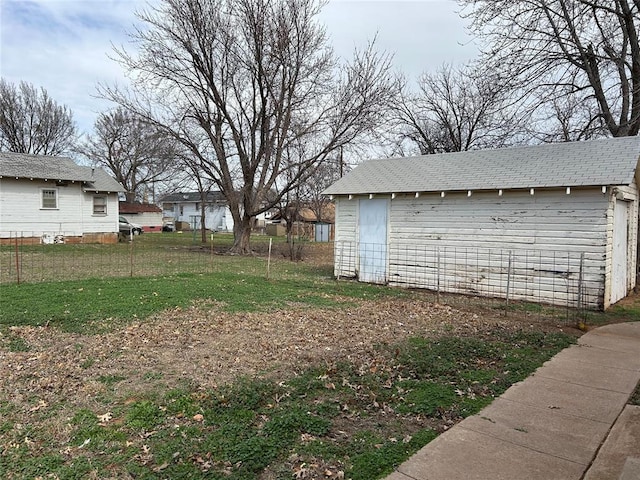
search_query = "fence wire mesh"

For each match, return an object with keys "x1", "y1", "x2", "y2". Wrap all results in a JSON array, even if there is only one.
[
  {"x1": 0, "y1": 232, "x2": 218, "y2": 284},
  {"x1": 335, "y1": 241, "x2": 601, "y2": 318},
  {"x1": 1, "y1": 232, "x2": 602, "y2": 323}
]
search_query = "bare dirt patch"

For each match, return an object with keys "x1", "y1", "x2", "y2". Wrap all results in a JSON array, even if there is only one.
[{"x1": 1, "y1": 297, "x2": 574, "y2": 415}]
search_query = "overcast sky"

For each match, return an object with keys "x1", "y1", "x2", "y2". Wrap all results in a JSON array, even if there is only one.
[{"x1": 0, "y1": 0, "x2": 478, "y2": 136}]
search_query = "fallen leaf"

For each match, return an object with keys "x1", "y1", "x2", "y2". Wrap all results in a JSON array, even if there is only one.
[
  {"x1": 293, "y1": 463, "x2": 308, "y2": 479},
  {"x1": 153, "y1": 462, "x2": 169, "y2": 472},
  {"x1": 98, "y1": 412, "x2": 112, "y2": 424}
]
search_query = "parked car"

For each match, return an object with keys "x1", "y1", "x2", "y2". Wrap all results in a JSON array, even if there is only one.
[{"x1": 119, "y1": 216, "x2": 143, "y2": 235}]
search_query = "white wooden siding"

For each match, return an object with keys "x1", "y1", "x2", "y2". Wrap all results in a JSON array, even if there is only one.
[
  {"x1": 0, "y1": 178, "x2": 119, "y2": 238},
  {"x1": 390, "y1": 189, "x2": 609, "y2": 308},
  {"x1": 604, "y1": 181, "x2": 638, "y2": 308},
  {"x1": 167, "y1": 202, "x2": 234, "y2": 231},
  {"x1": 333, "y1": 198, "x2": 358, "y2": 278},
  {"x1": 122, "y1": 212, "x2": 163, "y2": 231},
  {"x1": 335, "y1": 187, "x2": 624, "y2": 308}
]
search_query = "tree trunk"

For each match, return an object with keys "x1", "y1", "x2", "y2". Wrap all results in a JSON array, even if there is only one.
[
  {"x1": 285, "y1": 220, "x2": 295, "y2": 261},
  {"x1": 200, "y1": 209, "x2": 207, "y2": 244},
  {"x1": 231, "y1": 216, "x2": 253, "y2": 254}
]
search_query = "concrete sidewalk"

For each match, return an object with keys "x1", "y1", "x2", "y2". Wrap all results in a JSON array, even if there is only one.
[{"x1": 385, "y1": 322, "x2": 640, "y2": 480}]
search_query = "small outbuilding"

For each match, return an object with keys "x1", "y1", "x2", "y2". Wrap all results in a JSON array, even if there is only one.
[
  {"x1": 119, "y1": 202, "x2": 163, "y2": 232},
  {"x1": 323, "y1": 137, "x2": 640, "y2": 310}
]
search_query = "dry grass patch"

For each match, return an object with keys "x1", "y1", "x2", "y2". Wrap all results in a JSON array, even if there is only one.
[{"x1": 0, "y1": 296, "x2": 576, "y2": 479}]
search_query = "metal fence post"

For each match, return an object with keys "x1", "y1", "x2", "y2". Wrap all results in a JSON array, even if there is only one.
[
  {"x1": 506, "y1": 250, "x2": 512, "y2": 308},
  {"x1": 129, "y1": 237, "x2": 134, "y2": 278},
  {"x1": 14, "y1": 234, "x2": 20, "y2": 285},
  {"x1": 577, "y1": 252, "x2": 585, "y2": 314},
  {"x1": 266, "y1": 238, "x2": 273, "y2": 280},
  {"x1": 337, "y1": 241, "x2": 344, "y2": 280},
  {"x1": 436, "y1": 246, "x2": 441, "y2": 304}
]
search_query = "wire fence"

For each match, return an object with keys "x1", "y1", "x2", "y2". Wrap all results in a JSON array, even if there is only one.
[
  {"x1": 335, "y1": 241, "x2": 603, "y2": 317},
  {"x1": 0, "y1": 232, "x2": 222, "y2": 284},
  {"x1": 1, "y1": 232, "x2": 605, "y2": 322}
]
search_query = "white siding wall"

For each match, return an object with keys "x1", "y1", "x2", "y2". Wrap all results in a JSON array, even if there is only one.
[
  {"x1": 0, "y1": 178, "x2": 119, "y2": 238},
  {"x1": 333, "y1": 198, "x2": 358, "y2": 277},
  {"x1": 335, "y1": 188, "x2": 618, "y2": 308},
  {"x1": 170, "y1": 202, "x2": 234, "y2": 231},
  {"x1": 123, "y1": 212, "x2": 163, "y2": 231},
  {"x1": 604, "y1": 181, "x2": 639, "y2": 307}
]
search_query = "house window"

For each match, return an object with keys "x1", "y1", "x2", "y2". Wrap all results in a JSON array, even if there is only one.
[
  {"x1": 93, "y1": 196, "x2": 107, "y2": 215},
  {"x1": 180, "y1": 205, "x2": 184, "y2": 216},
  {"x1": 41, "y1": 189, "x2": 58, "y2": 209}
]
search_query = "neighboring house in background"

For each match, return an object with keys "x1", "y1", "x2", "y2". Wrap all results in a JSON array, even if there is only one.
[
  {"x1": 119, "y1": 202, "x2": 163, "y2": 232},
  {"x1": 324, "y1": 137, "x2": 640, "y2": 310},
  {"x1": 0, "y1": 152, "x2": 125, "y2": 244},
  {"x1": 268, "y1": 203, "x2": 335, "y2": 241},
  {"x1": 160, "y1": 191, "x2": 234, "y2": 232}
]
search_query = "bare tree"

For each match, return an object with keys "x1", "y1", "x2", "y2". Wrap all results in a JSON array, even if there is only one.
[
  {"x1": 178, "y1": 153, "x2": 217, "y2": 243},
  {"x1": 271, "y1": 139, "x2": 342, "y2": 259},
  {"x1": 80, "y1": 107, "x2": 178, "y2": 203},
  {"x1": 393, "y1": 64, "x2": 524, "y2": 155},
  {"x1": 301, "y1": 158, "x2": 342, "y2": 224},
  {"x1": 0, "y1": 78, "x2": 76, "y2": 155},
  {"x1": 460, "y1": 0, "x2": 640, "y2": 286},
  {"x1": 459, "y1": 0, "x2": 640, "y2": 138},
  {"x1": 530, "y1": 87, "x2": 608, "y2": 143},
  {"x1": 102, "y1": 0, "x2": 398, "y2": 253}
]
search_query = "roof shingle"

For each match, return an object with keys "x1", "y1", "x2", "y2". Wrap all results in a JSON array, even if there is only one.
[
  {"x1": 0, "y1": 151, "x2": 124, "y2": 192},
  {"x1": 323, "y1": 137, "x2": 640, "y2": 195}
]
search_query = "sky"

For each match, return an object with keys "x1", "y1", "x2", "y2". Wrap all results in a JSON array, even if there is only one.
[{"x1": 0, "y1": 0, "x2": 478, "y2": 136}]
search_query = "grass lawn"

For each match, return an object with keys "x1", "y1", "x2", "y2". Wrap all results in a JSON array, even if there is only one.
[
  {"x1": 0, "y1": 239, "x2": 637, "y2": 479},
  {"x1": 0, "y1": 232, "x2": 291, "y2": 284}
]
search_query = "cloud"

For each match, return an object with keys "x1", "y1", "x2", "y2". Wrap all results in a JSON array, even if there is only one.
[
  {"x1": 1, "y1": 0, "x2": 144, "y2": 133},
  {"x1": 321, "y1": 0, "x2": 477, "y2": 78},
  {"x1": 0, "y1": 0, "x2": 476, "y2": 137}
]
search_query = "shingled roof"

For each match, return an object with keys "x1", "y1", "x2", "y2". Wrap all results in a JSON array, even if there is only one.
[
  {"x1": 323, "y1": 137, "x2": 640, "y2": 196},
  {"x1": 119, "y1": 201, "x2": 162, "y2": 214},
  {"x1": 0, "y1": 152, "x2": 124, "y2": 192}
]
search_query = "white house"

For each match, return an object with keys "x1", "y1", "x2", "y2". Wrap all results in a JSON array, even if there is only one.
[
  {"x1": 0, "y1": 152, "x2": 124, "y2": 244},
  {"x1": 324, "y1": 137, "x2": 640, "y2": 310},
  {"x1": 161, "y1": 191, "x2": 234, "y2": 232}
]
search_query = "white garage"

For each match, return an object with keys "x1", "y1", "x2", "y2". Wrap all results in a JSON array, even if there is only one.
[{"x1": 324, "y1": 138, "x2": 640, "y2": 310}]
